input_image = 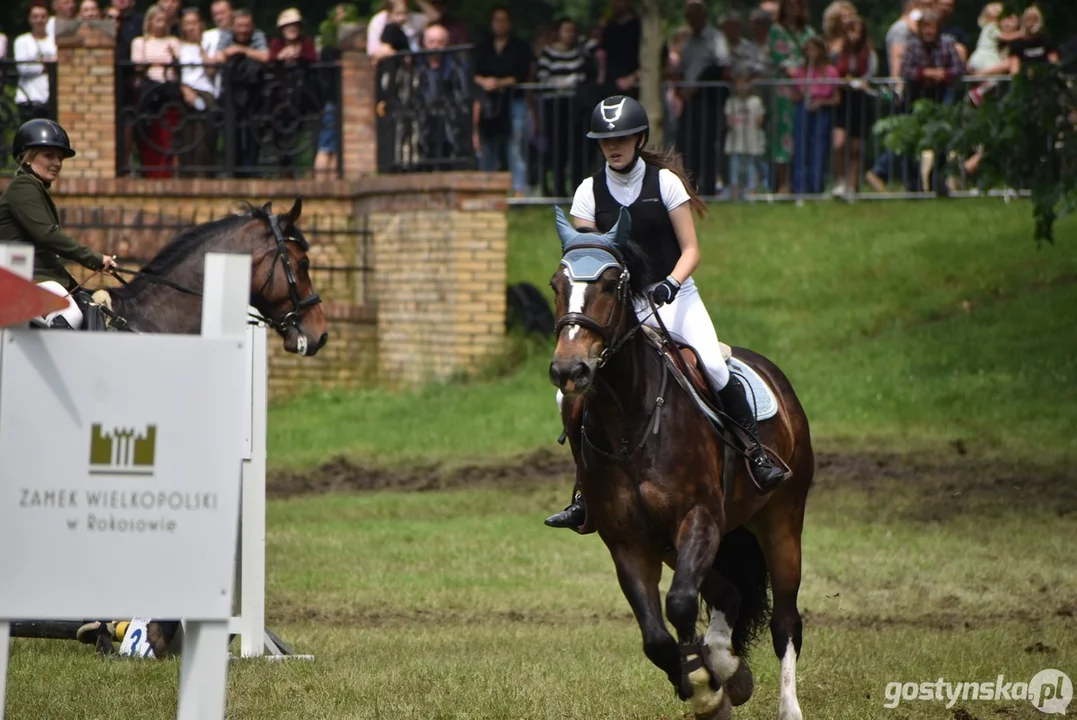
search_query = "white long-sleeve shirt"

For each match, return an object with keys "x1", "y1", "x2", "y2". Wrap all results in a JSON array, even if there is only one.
[{"x1": 13, "y1": 32, "x2": 56, "y2": 105}]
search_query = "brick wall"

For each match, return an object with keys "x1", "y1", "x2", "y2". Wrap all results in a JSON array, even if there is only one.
[
  {"x1": 2, "y1": 39, "x2": 511, "y2": 400},
  {"x1": 55, "y1": 23, "x2": 116, "y2": 179},
  {"x1": 356, "y1": 173, "x2": 509, "y2": 387}
]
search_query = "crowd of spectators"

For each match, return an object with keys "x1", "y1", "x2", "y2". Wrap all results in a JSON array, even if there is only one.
[
  {"x1": 367, "y1": 0, "x2": 1073, "y2": 198},
  {"x1": 1, "y1": 0, "x2": 358, "y2": 177},
  {"x1": 1, "y1": 0, "x2": 1074, "y2": 192}
]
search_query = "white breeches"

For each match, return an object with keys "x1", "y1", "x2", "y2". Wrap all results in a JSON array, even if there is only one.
[
  {"x1": 633, "y1": 276, "x2": 730, "y2": 391},
  {"x1": 554, "y1": 277, "x2": 729, "y2": 413},
  {"x1": 36, "y1": 281, "x2": 83, "y2": 329}
]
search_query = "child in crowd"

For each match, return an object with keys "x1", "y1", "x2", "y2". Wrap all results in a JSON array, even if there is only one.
[
  {"x1": 967, "y1": 2, "x2": 1022, "y2": 105},
  {"x1": 724, "y1": 68, "x2": 767, "y2": 199}
]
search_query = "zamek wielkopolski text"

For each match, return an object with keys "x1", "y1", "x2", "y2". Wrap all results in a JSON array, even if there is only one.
[{"x1": 19, "y1": 489, "x2": 219, "y2": 511}]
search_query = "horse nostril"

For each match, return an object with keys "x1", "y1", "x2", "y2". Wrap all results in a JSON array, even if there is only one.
[
  {"x1": 317, "y1": 332, "x2": 328, "y2": 350},
  {"x1": 570, "y1": 362, "x2": 592, "y2": 387}
]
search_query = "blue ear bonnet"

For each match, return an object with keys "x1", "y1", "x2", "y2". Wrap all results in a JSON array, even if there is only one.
[{"x1": 555, "y1": 206, "x2": 631, "y2": 282}]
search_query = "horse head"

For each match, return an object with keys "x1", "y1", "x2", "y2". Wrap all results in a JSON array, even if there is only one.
[
  {"x1": 548, "y1": 205, "x2": 635, "y2": 395},
  {"x1": 248, "y1": 197, "x2": 328, "y2": 356}
]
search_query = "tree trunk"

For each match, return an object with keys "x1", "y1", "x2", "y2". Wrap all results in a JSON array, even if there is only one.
[{"x1": 638, "y1": 0, "x2": 665, "y2": 148}]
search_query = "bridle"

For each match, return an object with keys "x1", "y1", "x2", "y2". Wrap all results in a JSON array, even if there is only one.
[
  {"x1": 109, "y1": 212, "x2": 321, "y2": 335},
  {"x1": 254, "y1": 213, "x2": 322, "y2": 335},
  {"x1": 553, "y1": 243, "x2": 641, "y2": 368}
]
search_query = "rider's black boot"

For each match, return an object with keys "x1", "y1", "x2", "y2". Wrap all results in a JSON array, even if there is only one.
[
  {"x1": 49, "y1": 315, "x2": 73, "y2": 330},
  {"x1": 544, "y1": 484, "x2": 586, "y2": 528},
  {"x1": 717, "y1": 375, "x2": 786, "y2": 491}
]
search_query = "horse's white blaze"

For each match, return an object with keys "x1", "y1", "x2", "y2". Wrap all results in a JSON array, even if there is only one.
[
  {"x1": 777, "y1": 639, "x2": 803, "y2": 720},
  {"x1": 564, "y1": 268, "x2": 586, "y2": 342},
  {"x1": 703, "y1": 610, "x2": 741, "y2": 681}
]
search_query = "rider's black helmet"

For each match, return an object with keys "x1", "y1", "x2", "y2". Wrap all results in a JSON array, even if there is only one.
[
  {"x1": 586, "y1": 95, "x2": 650, "y2": 142},
  {"x1": 12, "y1": 119, "x2": 77, "y2": 161}
]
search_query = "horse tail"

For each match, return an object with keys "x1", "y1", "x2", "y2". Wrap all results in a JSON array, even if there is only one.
[{"x1": 714, "y1": 526, "x2": 772, "y2": 658}]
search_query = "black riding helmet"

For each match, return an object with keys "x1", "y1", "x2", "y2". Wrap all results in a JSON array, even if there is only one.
[
  {"x1": 586, "y1": 95, "x2": 650, "y2": 144},
  {"x1": 12, "y1": 119, "x2": 77, "y2": 161}
]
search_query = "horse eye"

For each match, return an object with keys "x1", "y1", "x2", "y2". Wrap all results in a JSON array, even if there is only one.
[
  {"x1": 602, "y1": 279, "x2": 619, "y2": 293},
  {"x1": 298, "y1": 259, "x2": 310, "y2": 272}
]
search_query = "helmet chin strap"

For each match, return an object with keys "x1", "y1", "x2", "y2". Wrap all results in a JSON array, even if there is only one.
[{"x1": 609, "y1": 136, "x2": 646, "y2": 175}]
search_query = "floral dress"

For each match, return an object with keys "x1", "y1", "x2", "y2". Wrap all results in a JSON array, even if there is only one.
[{"x1": 767, "y1": 23, "x2": 817, "y2": 163}]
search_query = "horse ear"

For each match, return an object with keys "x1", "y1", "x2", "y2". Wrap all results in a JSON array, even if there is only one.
[
  {"x1": 608, "y1": 207, "x2": 632, "y2": 249},
  {"x1": 287, "y1": 196, "x2": 303, "y2": 226},
  {"x1": 261, "y1": 201, "x2": 273, "y2": 216},
  {"x1": 554, "y1": 206, "x2": 577, "y2": 252}
]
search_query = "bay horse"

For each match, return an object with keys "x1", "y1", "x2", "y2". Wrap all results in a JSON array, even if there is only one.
[
  {"x1": 91, "y1": 197, "x2": 328, "y2": 357},
  {"x1": 9, "y1": 197, "x2": 328, "y2": 656},
  {"x1": 548, "y1": 207, "x2": 813, "y2": 720}
]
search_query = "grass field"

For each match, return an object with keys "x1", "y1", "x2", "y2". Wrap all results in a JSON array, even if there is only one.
[{"x1": 6, "y1": 199, "x2": 1077, "y2": 720}]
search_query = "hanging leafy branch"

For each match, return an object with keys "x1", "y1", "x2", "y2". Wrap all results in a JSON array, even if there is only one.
[{"x1": 872, "y1": 64, "x2": 1077, "y2": 244}]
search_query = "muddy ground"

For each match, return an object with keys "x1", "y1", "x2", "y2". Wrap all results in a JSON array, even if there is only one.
[{"x1": 267, "y1": 447, "x2": 1077, "y2": 521}]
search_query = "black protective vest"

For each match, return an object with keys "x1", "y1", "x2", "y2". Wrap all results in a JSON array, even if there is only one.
[{"x1": 592, "y1": 162, "x2": 679, "y2": 284}]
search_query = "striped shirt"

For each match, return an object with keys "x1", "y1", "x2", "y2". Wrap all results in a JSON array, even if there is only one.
[{"x1": 536, "y1": 44, "x2": 589, "y2": 96}]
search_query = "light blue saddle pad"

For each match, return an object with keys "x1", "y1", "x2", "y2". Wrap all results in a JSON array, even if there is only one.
[{"x1": 727, "y1": 356, "x2": 779, "y2": 422}]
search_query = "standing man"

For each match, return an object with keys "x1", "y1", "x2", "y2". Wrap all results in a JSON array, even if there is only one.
[
  {"x1": 674, "y1": 0, "x2": 730, "y2": 195},
  {"x1": 471, "y1": 6, "x2": 533, "y2": 198},
  {"x1": 601, "y1": 0, "x2": 641, "y2": 99}
]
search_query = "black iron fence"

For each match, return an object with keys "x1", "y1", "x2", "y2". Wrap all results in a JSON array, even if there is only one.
[
  {"x1": 114, "y1": 60, "x2": 342, "y2": 179},
  {"x1": 0, "y1": 60, "x2": 58, "y2": 175},
  {"x1": 374, "y1": 45, "x2": 476, "y2": 174}
]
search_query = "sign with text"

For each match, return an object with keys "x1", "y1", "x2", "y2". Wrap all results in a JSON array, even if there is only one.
[{"x1": 0, "y1": 329, "x2": 246, "y2": 620}]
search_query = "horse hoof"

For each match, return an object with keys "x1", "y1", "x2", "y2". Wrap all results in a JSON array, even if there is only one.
[{"x1": 724, "y1": 660, "x2": 755, "y2": 706}]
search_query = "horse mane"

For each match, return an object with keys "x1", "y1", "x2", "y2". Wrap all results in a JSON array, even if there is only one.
[{"x1": 115, "y1": 202, "x2": 301, "y2": 296}]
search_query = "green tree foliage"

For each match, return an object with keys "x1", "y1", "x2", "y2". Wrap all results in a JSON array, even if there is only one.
[{"x1": 873, "y1": 64, "x2": 1077, "y2": 243}]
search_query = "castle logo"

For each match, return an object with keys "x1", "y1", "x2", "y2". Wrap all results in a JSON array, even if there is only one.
[{"x1": 89, "y1": 424, "x2": 156, "y2": 476}]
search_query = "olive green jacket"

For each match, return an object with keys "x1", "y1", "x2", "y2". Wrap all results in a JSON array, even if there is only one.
[{"x1": 0, "y1": 172, "x2": 104, "y2": 288}]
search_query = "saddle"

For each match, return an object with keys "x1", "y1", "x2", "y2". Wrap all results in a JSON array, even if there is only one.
[{"x1": 640, "y1": 325, "x2": 731, "y2": 424}]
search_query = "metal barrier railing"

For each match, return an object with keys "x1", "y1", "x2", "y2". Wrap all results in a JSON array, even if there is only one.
[
  {"x1": 114, "y1": 60, "x2": 342, "y2": 179},
  {"x1": 0, "y1": 61, "x2": 59, "y2": 175}
]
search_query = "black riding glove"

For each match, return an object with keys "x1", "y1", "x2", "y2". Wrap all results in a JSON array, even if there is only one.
[{"x1": 650, "y1": 276, "x2": 681, "y2": 307}]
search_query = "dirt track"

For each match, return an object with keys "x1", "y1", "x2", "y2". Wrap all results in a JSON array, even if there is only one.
[{"x1": 267, "y1": 447, "x2": 1077, "y2": 520}]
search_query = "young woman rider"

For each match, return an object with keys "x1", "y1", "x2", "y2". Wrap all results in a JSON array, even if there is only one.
[{"x1": 545, "y1": 95, "x2": 785, "y2": 530}]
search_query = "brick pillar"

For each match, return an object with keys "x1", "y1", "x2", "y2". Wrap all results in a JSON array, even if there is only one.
[
  {"x1": 55, "y1": 20, "x2": 116, "y2": 179},
  {"x1": 340, "y1": 50, "x2": 377, "y2": 178},
  {"x1": 356, "y1": 173, "x2": 510, "y2": 388}
]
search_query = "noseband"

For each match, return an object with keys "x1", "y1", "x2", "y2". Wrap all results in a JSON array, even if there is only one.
[
  {"x1": 257, "y1": 213, "x2": 322, "y2": 335},
  {"x1": 554, "y1": 243, "x2": 633, "y2": 367}
]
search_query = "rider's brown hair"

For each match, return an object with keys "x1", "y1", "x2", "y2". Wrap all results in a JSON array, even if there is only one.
[{"x1": 638, "y1": 145, "x2": 709, "y2": 218}]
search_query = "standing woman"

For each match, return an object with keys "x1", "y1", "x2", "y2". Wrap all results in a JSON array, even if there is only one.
[
  {"x1": 0, "y1": 120, "x2": 118, "y2": 328},
  {"x1": 831, "y1": 15, "x2": 876, "y2": 198},
  {"x1": 767, "y1": 0, "x2": 818, "y2": 195},
  {"x1": 545, "y1": 95, "x2": 785, "y2": 530}
]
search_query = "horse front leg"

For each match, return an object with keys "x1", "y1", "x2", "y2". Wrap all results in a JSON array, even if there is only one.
[
  {"x1": 666, "y1": 506, "x2": 730, "y2": 720},
  {"x1": 609, "y1": 544, "x2": 683, "y2": 696}
]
